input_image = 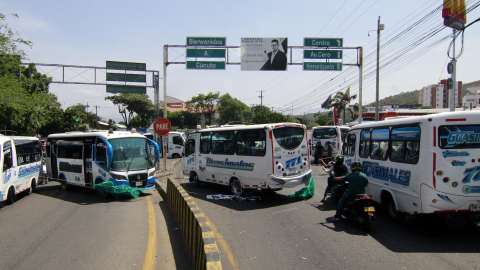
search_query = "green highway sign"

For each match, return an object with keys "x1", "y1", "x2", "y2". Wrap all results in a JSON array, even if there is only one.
[
  {"x1": 106, "y1": 73, "x2": 146, "y2": 83},
  {"x1": 304, "y1": 50, "x2": 342, "y2": 59},
  {"x1": 106, "y1": 61, "x2": 146, "y2": 71},
  {"x1": 106, "y1": 85, "x2": 146, "y2": 94},
  {"x1": 304, "y1": 38, "x2": 343, "y2": 47},
  {"x1": 303, "y1": 62, "x2": 342, "y2": 71},
  {"x1": 186, "y1": 61, "x2": 226, "y2": 70},
  {"x1": 186, "y1": 37, "x2": 226, "y2": 46},
  {"x1": 186, "y1": 48, "x2": 226, "y2": 58}
]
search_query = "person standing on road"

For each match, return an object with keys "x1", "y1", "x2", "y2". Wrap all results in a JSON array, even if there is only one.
[
  {"x1": 325, "y1": 141, "x2": 333, "y2": 161},
  {"x1": 321, "y1": 155, "x2": 348, "y2": 202},
  {"x1": 331, "y1": 162, "x2": 368, "y2": 221},
  {"x1": 314, "y1": 142, "x2": 324, "y2": 165}
]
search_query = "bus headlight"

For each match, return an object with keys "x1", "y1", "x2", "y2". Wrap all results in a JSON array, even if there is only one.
[
  {"x1": 148, "y1": 171, "x2": 155, "y2": 178},
  {"x1": 112, "y1": 174, "x2": 128, "y2": 181}
]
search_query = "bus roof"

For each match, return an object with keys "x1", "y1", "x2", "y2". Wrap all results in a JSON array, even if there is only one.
[
  {"x1": 47, "y1": 130, "x2": 147, "y2": 140},
  {"x1": 195, "y1": 122, "x2": 306, "y2": 133},
  {"x1": 0, "y1": 135, "x2": 39, "y2": 144},
  {"x1": 350, "y1": 111, "x2": 480, "y2": 131}
]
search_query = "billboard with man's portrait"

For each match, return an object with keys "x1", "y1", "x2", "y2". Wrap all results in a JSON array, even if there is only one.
[{"x1": 241, "y1": 37, "x2": 288, "y2": 71}]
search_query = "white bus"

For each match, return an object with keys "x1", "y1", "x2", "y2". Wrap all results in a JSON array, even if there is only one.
[
  {"x1": 310, "y1": 126, "x2": 350, "y2": 159},
  {"x1": 1, "y1": 136, "x2": 42, "y2": 207},
  {"x1": 182, "y1": 123, "x2": 312, "y2": 196},
  {"x1": 45, "y1": 130, "x2": 160, "y2": 192},
  {"x1": 342, "y1": 111, "x2": 480, "y2": 223}
]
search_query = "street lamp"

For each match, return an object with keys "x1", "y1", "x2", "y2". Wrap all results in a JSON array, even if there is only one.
[{"x1": 368, "y1": 16, "x2": 385, "y2": 121}]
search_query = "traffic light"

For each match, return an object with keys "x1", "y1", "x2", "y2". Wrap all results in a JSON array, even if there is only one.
[
  {"x1": 442, "y1": 0, "x2": 466, "y2": 30},
  {"x1": 447, "y1": 78, "x2": 453, "y2": 89}
]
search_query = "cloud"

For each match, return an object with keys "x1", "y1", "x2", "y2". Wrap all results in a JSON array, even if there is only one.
[{"x1": 9, "y1": 12, "x2": 54, "y2": 34}]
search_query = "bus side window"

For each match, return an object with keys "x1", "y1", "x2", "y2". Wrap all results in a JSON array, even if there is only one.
[
  {"x1": 200, "y1": 133, "x2": 211, "y2": 154},
  {"x1": 359, "y1": 130, "x2": 371, "y2": 158},
  {"x1": 390, "y1": 126, "x2": 420, "y2": 164},
  {"x1": 173, "y1": 136, "x2": 183, "y2": 146},
  {"x1": 370, "y1": 129, "x2": 389, "y2": 160},
  {"x1": 3, "y1": 142, "x2": 13, "y2": 171},
  {"x1": 186, "y1": 139, "x2": 195, "y2": 156},
  {"x1": 344, "y1": 134, "x2": 356, "y2": 156},
  {"x1": 96, "y1": 141, "x2": 108, "y2": 169}
]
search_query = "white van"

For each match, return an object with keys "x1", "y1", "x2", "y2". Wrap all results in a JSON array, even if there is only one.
[
  {"x1": 310, "y1": 126, "x2": 350, "y2": 158},
  {"x1": 1, "y1": 136, "x2": 42, "y2": 207},
  {"x1": 166, "y1": 132, "x2": 186, "y2": 158}
]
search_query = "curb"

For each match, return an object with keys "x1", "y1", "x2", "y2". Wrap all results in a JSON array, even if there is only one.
[{"x1": 155, "y1": 168, "x2": 222, "y2": 270}]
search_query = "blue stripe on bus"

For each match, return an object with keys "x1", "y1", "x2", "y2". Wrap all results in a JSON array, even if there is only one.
[{"x1": 18, "y1": 170, "x2": 40, "y2": 178}]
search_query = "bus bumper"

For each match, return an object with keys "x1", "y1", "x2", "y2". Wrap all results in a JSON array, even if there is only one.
[
  {"x1": 268, "y1": 171, "x2": 312, "y2": 189},
  {"x1": 421, "y1": 184, "x2": 480, "y2": 214}
]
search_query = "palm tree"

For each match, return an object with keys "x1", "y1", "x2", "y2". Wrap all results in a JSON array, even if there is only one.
[{"x1": 327, "y1": 90, "x2": 357, "y2": 124}]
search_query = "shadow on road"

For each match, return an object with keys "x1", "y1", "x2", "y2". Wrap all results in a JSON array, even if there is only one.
[
  {"x1": 310, "y1": 196, "x2": 480, "y2": 253},
  {"x1": 180, "y1": 181, "x2": 311, "y2": 212},
  {"x1": 33, "y1": 181, "x2": 152, "y2": 205}
]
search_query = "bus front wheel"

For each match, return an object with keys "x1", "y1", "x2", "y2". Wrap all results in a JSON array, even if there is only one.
[
  {"x1": 27, "y1": 179, "x2": 36, "y2": 195},
  {"x1": 60, "y1": 175, "x2": 69, "y2": 191},
  {"x1": 386, "y1": 195, "x2": 400, "y2": 222},
  {"x1": 6, "y1": 187, "x2": 16, "y2": 205},
  {"x1": 230, "y1": 178, "x2": 245, "y2": 197}
]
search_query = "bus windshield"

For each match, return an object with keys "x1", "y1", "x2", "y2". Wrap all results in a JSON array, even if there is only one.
[
  {"x1": 109, "y1": 138, "x2": 153, "y2": 171},
  {"x1": 313, "y1": 128, "x2": 337, "y2": 139},
  {"x1": 273, "y1": 127, "x2": 304, "y2": 150}
]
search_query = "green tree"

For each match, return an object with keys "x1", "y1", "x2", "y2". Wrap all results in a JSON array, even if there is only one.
[
  {"x1": 316, "y1": 113, "x2": 332, "y2": 126},
  {"x1": 105, "y1": 93, "x2": 155, "y2": 128},
  {"x1": 168, "y1": 110, "x2": 196, "y2": 129},
  {"x1": 327, "y1": 90, "x2": 357, "y2": 124},
  {"x1": 252, "y1": 112, "x2": 298, "y2": 124},
  {"x1": 217, "y1": 93, "x2": 250, "y2": 125},
  {"x1": 185, "y1": 92, "x2": 220, "y2": 126}
]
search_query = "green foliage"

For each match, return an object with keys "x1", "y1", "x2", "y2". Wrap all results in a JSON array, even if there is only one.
[
  {"x1": 185, "y1": 92, "x2": 220, "y2": 125},
  {"x1": 167, "y1": 110, "x2": 196, "y2": 129},
  {"x1": 252, "y1": 112, "x2": 298, "y2": 124},
  {"x1": 316, "y1": 113, "x2": 332, "y2": 126},
  {"x1": 216, "y1": 93, "x2": 250, "y2": 125},
  {"x1": 105, "y1": 93, "x2": 155, "y2": 128}
]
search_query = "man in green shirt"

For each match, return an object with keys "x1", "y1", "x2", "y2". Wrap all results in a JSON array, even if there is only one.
[{"x1": 332, "y1": 162, "x2": 368, "y2": 221}]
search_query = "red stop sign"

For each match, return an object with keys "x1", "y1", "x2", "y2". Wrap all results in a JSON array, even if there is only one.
[{"x1": 153, "y1": 118, "x2": 171, "y2": 136}]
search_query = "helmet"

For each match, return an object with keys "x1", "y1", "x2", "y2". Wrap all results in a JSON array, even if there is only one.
[
  {"x1": 334, "y1": 155, "x2": 344, "y2": 163},
  {"x1": 351, "y1": 162, "x2": 362, "y2": 172}
]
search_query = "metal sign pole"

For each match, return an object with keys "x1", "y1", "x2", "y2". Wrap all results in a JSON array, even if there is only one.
[{"x1": 163, "y1": 45, "x2": 168, "y2": 175}]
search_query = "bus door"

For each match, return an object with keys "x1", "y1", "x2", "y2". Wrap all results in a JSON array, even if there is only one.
[
  {"x1": 343, "y1": 132, "x2": 358, "y2": 168},
  {"x1": 50, "y1": 141, "x2": 58, "y2": 179},
  {"x1": 84, "y1": 139, "x2": 94, "y2": 187},
  {"x1": 1, "y1": 141, "x2": 14, "y2": 195},
  {"x1": 183, "y1": 137, "x2": 196, "y2": 177}
]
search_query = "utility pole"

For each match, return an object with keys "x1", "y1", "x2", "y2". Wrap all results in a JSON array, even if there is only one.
[
  {"x1": 450, "y1": 28, "x2": 457, "y2": 111},
  {"x1": 258, "y1": 90, "x2": 266, "y2": 112},
  {"x1": 373, "y1": 17, "x2": 384, "y2": 121},
  {"x1": 93, "y1": 106, "x2": 100, "y2": 129}
]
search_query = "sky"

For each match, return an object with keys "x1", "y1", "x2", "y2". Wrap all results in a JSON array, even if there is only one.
[{"x1": 3, "y1": 0, "x2": 480, "y2": 122}]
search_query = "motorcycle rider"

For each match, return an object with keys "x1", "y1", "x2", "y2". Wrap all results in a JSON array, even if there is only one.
[
  {"x1": 332, "y1": 161, "x2": 368, "y2": 221},
  {"x1": 321, "y1": 155, "x2": 348, "y2": 203}
]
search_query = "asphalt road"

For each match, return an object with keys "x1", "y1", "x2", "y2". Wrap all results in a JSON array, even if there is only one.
[
  {"x1": 0, "y1": 174, "x2": 190, "y2": 270},
  {"x1": 175, "y1": 161, "x2": 480, "y2": 270}
]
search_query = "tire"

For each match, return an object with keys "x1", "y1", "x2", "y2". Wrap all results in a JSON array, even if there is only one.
[
  {"x1": 230, "y1": 178, "x2": 245, "y2": 197},
  {"x1": 172, "y1": 153, "x2": 180, "y2": 159},
  {"x1": 358, "y1": 211, "x2": 373, "y2": 231},
  {"x1": 95, "y1": 179, "x2": 108, "y2": 198},
  {"x1": 386, "y1": 195, "x2": 400, "y2": 222},
  {"x1": 27, "y1": 180, "x2": 36, "y2": 195},
  {"x1": 6, "y1": 187, "x2": 16, "y2": 205},
  {"x1": 60, "y1": 175, "x2": 69, "y2": 191}
]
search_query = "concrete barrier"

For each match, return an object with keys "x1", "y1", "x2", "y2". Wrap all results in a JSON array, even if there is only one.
[{"x1": 163, "y1": 177, "x2": 222, "y2": 270}]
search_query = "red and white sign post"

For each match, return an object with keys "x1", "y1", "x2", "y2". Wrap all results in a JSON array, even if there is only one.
[{"x1": 153, "y1": 118, "x2": 171, "y2": 171}]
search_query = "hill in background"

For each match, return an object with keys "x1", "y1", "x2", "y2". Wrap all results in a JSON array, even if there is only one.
[
  {"x1": 365, "y1": 90, "x2": 420, "y2": 107},
  {"x1": 364, "y1": 80, "x2": 480, "y2": 107}
]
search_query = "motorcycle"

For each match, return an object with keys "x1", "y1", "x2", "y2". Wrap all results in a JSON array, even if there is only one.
[{"x1": 340, "y1": 193, "x2": 377, "y2": 231}]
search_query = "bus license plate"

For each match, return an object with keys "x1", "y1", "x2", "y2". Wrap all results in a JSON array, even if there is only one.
[
  {"x1": 470, "y1": 203, "x2": 480, "y2": 212},
  {"x1": 136, "y1": 182, "x2": 142, "y2": 187},
  {"x1": 364, "y1": 206, "x2": 375, "y2": 212}
]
